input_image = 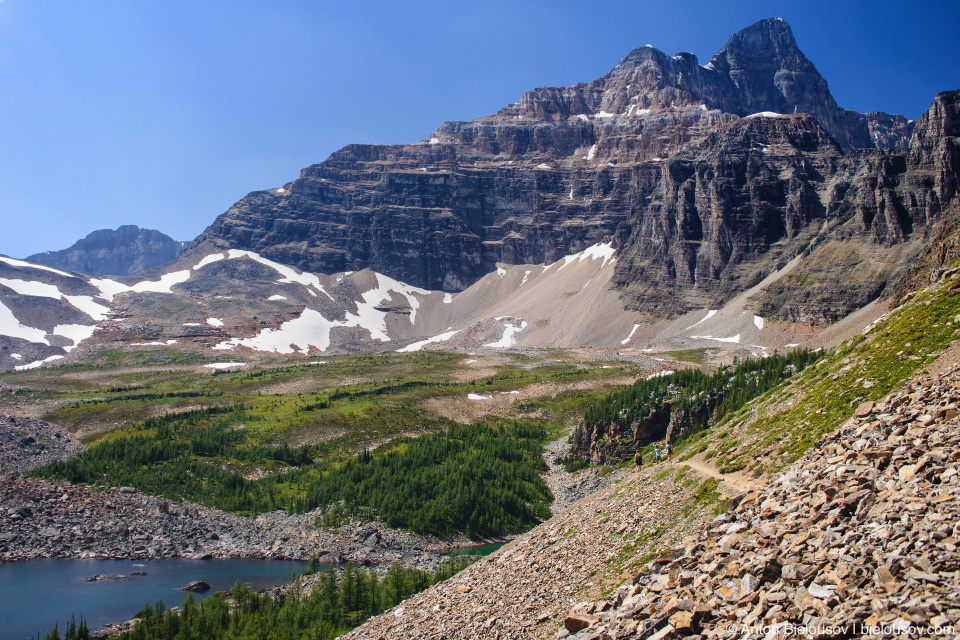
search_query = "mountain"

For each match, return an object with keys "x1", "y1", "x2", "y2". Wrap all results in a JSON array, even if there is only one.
[
  {"x1": 27, "y1": 225, "x2": 188, "y2": 277},
  {"x1": 187, "y1": 17, "x2": 940, "y2": 326},
  {"x1": 1, "y1": 19, "x2": 957, "y2": 370}
]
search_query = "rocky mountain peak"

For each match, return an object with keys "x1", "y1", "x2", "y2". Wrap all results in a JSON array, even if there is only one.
[{"x1": 28, "y1": 225, "x2": 188, "y2": 277}]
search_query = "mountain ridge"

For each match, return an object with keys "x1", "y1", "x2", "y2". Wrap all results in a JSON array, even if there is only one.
[
  {"x1": 28, "y1": 225, "x2": 189, "y2": 277},
  {"x1": 187, "y1": 18, "x2": 941, "y2": 325}
]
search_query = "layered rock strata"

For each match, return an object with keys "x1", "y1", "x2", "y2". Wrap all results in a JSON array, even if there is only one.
[{"x1": 191, "y1": 19, "x2": 954, "y2": 324}]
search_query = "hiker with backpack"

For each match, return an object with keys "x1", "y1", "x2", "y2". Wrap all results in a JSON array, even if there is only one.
[
  {"x1": 665, "y1": 441, "x2": 673, "y2": 462},
  {"x1": 634, "y1": 450, "x2": 642, "y2": 470}
]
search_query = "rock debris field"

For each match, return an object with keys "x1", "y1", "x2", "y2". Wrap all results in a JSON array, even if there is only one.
[{"x1": 557, "y1": 366, "x2": 960, "y2": 639}]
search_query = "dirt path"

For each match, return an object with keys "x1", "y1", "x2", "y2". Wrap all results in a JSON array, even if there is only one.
[{"x1": 673, "y1": 457, "x2": 759, "y2": 495}]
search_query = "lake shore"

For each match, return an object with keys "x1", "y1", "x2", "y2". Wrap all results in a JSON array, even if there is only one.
[{"x1": 0, "y1": 475, "x2": 509, "y2": 573}]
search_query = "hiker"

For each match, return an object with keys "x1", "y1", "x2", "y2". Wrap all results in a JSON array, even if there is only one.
[
  {"x1": 666, "y1": 441, "x2": 673, "y2": 462},
  {"x1": 634, "y1": 450, "x2": 642, "y2": 470},
  {"x1": 654, "y1": 446, "x2": 661, "y2": 463}
]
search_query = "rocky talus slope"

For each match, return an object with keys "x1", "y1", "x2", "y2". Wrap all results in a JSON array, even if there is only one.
[
  {"x1": 191, "y1": 18, "x2": 956, "y2": 323},
  {"x1": 0, "y1": 414, "x2": 85, "y2": 475},
  {"x1": 0, "y1": 474, "x2": 463, "y2": 570},
  {"x1": 558, "y1": 367, "x2": 960, "y2": 639}
]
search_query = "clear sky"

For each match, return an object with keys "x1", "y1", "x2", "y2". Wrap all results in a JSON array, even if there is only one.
[{"x1": 1, "y1": 0, "x2": 957, "y2": 259}]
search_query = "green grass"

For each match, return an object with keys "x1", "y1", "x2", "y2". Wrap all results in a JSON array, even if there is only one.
[{"x1": 708, "y1": 273, "x2": 960, "y2": 477}]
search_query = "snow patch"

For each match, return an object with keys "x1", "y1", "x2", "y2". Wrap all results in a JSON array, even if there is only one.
[
  {"x1": 52, "y1": 324, "x2": 96, "y2": 352},
  {"x1": 0, "y1": 298, "x2": 49, "y2": 344},
  {"x1": 484, "y1": 319, "x2": 527, "y2": 348},
  {"x1": 685, "y1": 309, "x2": 717, "y2": 331},
  {"x1": 0, "y1": 256, "x2": 71, "y2": 277},
  {"x1": 268, "y1": 295, "x2": 288, "y2": 301},
  {"x1": 214, "y1": 309, "x2": 336, "y2": 354},
  {"x1": 586, "y1": 144, "x2": 597, "y2": 160},
  {"x1": 10, "y1": 354, "x2": 21, "y2": 360},
  {"x1": 691, "y1": 334, "x2": 741, "y2": 343},
  {"x1": 194, "y1": 253, "x2": 226, "y2": 270},
  {"x1": 496, "y1": 266, "x2": 507, "y2": 278},
  {"x1": 555, "y1": 241, "x2": 617, "y2": 271},
  {"x1": 620, "y1": 323, "x2": 640, "y2": 345},
  {"x1": 226, "y1": 250, "x2": 335, "y2": 301},
  {"x1": 463, "y1": 359, "x2": 477, "y2": 364},
  {"x1": 207, "y1": 318, "x2": 224, "y2": 327},
  {"x1": 744, "y1": 112, "x2": 781, "y2": 119},
  {"x1": 89, "y1": 278, "x2": 130, "y2": 301},
  {"x1": 131, "y1": 270, "x2": 192, "y2": 294},
  {"x1": 467, "y1": 393, "x2": 493, "y2": 400},
  {"x1": 396, "y1": 329, "x2": 461, "y2": 353},
  {"x1": 784, "y1": 343, "x2": 800, "y2": 348},
  {"x1": 443, "y1": 293, "x2": 453, "y2": 304},
  {"x1": 64, "y1": 296, "x2": 111, "y2": 321},
  {"x1": 0, "y1": 278, "x2": 64, "y2": 299},
  {"x1": 520, "y1": 270, "x2": 531, "y2": 286},
  {"x1": 203, "y1": 362, "x2": 246, "y2": 370},
  {"x1": 15, "y1": 355, "x2": 64, "y2": 371},
  {"x1": 753, "y1": 315, "x2": 764, "y2": 330},
  {"x1": 535, "y1": 163, "x2": 551, "y2": 170}
]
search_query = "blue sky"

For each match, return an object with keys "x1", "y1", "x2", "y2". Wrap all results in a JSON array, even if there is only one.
[{"x1": 1, "y1": 0, "x2": 957, "y2": 259}]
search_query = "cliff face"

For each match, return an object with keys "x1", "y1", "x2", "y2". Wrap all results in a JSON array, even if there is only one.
[
  {"x1": 190, "y1": 18, "x2": 952, "y2": 322},
  {"x1": 28, "y1": 225, "x2": 188, "y2": 277}
]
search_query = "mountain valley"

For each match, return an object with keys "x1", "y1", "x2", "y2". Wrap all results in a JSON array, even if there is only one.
[{"x1": 0, "y1": 15, "x2": 958, "y2": 640}]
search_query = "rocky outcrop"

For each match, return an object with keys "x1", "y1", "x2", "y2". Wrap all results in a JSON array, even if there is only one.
[
  {"x1": 557, "y1": 367, "x2": 960, "y2": 639},
  {"x1": 0, "y1": 415, "x2": 85, "y2": 475},
  {"x1": 189, "y1": 19, "x2": 952, "y2": 324},
  {"x1": 28, "y1": 225, "x2": 188, "y2": 277}
]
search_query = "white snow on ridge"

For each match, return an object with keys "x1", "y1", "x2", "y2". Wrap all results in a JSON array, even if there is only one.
[
  {"x1": 0, "y1": 299, "x2": 49, "y2": 344},
  {"x1": 64, "y1": 296, "x2": 110, "y2": 321},
  {"x1": 131, "y1": 270, "x2": 192, "y2": 294},
  {"x1": 443, "y1": 293, "x2": 453, "y2": 304},
  {"x1": 52, "y1": 324, "x2": 96, "y2": 352},
  {"x1": 0, "y1": 278, "x2": 111, "y2": 322},
  {"x1": 215, "y1": 309, "x2": 336, "y2": 354},
  {"x1": 0, "y1": 278, "x2": 64, "y2": 299},
  {"x1": 89, "y1": 278, "x2": 130, "y2": 301},
  {"x1": 268, "y1": 295, "x2": 288, "y2": 301},
  {"x1": 744, "y1": 112, "x2": 781, "y2": 119},
  {"x1": 226, "y1": 250, "x2": 336, "y2": 301},
  {"x1": 397, "y1": 329, "x2": 461, "y2": 353},
  {"x1": 0, "y1": 256, "x2": 72, "y2": 277},
  {"x1": 496, "y1": 267, "x2": 507, "y2": 278},
  {"x1": 620, "y1": 323, "x2": 640, "y2": 345},
  {"x1": 15, "y1": 355, "x2": 64, "y2": 371},
  {"x1": 684, "y1": 309, "x2": 717, "y2": 331},
  {"x1": 691, "y1": 334, "x2": 741, "y2": 344},
  {"x1": 555, "y1": 241, "x2": 617, "y2": 271},
  {"x1": 484, "y1": 319, "x2": 527, "y2": 348},
  {"x1": 194, "y1": 253, "x2": 226, "y2": 270},
  {"x1": 203, "y1": 362, "x2": 246, "y2": 370}
]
